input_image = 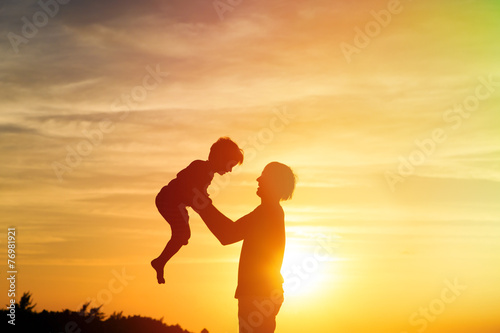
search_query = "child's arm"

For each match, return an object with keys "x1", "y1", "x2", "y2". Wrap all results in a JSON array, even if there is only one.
[{"x1": 195, "y1": 203, "x2": 245, "y2": 245}]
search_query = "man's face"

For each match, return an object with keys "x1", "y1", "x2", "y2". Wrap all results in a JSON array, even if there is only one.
[{"x1": 256, "y1": 167, "x2": 278, "y2": 199}]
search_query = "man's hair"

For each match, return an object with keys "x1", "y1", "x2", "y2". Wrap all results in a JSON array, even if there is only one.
[
  {"x1": 265, "y1": 162, "x2": 297, "y2": 201},
  {"x1": 208, "y1": 137, "x2": 244, "y2": 165}
]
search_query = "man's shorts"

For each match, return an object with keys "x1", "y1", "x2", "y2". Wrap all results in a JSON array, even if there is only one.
[{"x1": 238, "y1": 295, "x2": 284, "y2": 333}]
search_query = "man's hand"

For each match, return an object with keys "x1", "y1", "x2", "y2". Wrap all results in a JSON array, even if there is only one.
[{"x1": 194, "y1": 202, "x2": 243, "y2": 245}]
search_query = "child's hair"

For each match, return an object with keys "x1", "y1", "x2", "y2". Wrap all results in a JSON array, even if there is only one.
[
  {"x1": 209, "y1": 137, "x2": 244, "y2": 165},
  {"x1": 265, "y1": 162, "x2": 297, "y2": 201}
]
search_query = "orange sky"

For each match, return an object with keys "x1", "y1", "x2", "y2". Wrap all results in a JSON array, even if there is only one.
[{"x1": 1, "y1": 0, "x2": 500, "y2": 332}]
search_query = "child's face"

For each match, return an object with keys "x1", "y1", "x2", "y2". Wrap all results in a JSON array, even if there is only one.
[{"x1": 216, "y1": 160, "x2": 238, "y2": 175}]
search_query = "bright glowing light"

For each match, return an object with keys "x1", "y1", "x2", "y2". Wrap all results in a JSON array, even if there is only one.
[{"x1": 281, "y1": 236, "x2": 337, "y2": 297}]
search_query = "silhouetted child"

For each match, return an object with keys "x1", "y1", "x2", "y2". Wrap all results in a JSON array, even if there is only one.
[{"x1": 151, "y1": 137, "x2": 244, "y2": 284}]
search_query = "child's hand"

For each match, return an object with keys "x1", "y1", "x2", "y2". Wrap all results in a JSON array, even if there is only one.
[{"x1": 192, "y1": 197, "x2": 212, "y2": 213}]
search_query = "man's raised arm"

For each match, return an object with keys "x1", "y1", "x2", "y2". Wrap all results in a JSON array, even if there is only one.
[{"x1": 194, "y1": 203, "x2": 244, "y2": 245}]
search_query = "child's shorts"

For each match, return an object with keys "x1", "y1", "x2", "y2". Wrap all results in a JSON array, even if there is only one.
[{"x1": 155, "y1": 186, "x2": 191, "y2": 245}]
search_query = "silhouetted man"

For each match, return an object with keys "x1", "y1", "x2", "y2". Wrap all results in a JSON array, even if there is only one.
[{"x1": 195, "y1": 162, "x2": 296, "y2": 333}]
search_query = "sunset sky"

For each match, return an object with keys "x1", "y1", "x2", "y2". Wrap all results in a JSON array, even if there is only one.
[{"x1": 1, "y1": 0, "x2": 499, "y2": 332}]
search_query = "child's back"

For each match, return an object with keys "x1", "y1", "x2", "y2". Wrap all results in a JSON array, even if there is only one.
[{"x1": 160, "y1": 159, "x2": 214, "y2": 208}]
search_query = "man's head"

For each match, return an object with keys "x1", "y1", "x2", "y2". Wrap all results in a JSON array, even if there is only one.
[
  {"x1": 208, "y1": 137, "x2": 244, "y2": 175},
  {"x1": 257, "y1": 162, "x2": 296, "y2": 201}
]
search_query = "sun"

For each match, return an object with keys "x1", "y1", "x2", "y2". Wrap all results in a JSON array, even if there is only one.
[{"x1": 281, "y1": 235, "x2": 337, "y2": 297}]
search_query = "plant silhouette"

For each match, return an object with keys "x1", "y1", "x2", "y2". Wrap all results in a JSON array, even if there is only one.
[{"x1": 2, "y1": 292, "x2": 209, "y2": 333}]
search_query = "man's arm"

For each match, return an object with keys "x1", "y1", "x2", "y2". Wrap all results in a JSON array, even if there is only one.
[{"x1": 195, "y1": 203, "x2": 246, "y2": 245}]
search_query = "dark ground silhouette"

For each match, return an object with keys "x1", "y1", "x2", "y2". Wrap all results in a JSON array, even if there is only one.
[{"x1": 2, "y1": 292, "x2": 208, "y2": 333}]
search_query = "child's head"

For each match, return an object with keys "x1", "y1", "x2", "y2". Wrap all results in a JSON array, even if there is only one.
[
  {"x1": 257, "y1": 162, "x2": 296, "y2": 201},
  {"x1": 208, "y1": 137, "x2": 244, "y2": 175}
]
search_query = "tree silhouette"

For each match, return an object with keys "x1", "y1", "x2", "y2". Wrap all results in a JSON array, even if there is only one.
[
  {"x1": 2, "y1": 292, "x2": 209, "y2": 333},
  {"x1": 17, "y1": 291, "x2": 36, "y2": 312},
  {"x1": 109, "y1": 311, "x2": 125, "y2": 320}
]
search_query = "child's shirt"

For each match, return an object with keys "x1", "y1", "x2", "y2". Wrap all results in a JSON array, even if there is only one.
[{"x1": 166, "y1": 160, "x2": 214, "y2": 207}]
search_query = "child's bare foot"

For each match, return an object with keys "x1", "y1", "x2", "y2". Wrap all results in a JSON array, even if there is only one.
[{"x1": 151, "y1": 258, "x2": 165, "y2": 284}]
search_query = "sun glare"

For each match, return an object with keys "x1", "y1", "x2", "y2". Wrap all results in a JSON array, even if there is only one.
[{"x1": 281, "y1": 236, "x2": 337, "y2": 297}]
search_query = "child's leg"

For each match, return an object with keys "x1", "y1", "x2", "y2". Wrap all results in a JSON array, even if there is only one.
[
  {"x1": 151, "y1": 235, "x2": 187, "y2": 284},
  {"x1": 152, "y1": 204, "x2": 190, "y2": 284}
]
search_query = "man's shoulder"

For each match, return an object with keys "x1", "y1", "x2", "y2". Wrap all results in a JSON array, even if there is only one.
[
  {"x1": 234, "y1": 203, "x2": 284, "y2": 229},
  {"x1": 256, "y1": 203, "x2": 284, "y2": 219}
]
